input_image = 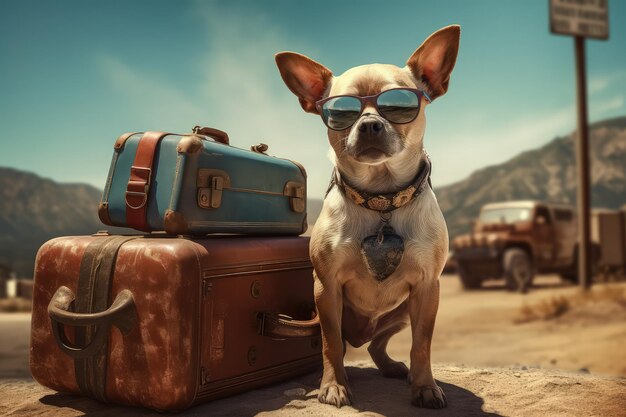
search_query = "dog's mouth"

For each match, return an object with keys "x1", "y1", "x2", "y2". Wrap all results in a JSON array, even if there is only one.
[{"x1": 355, "y1": 147, "x2": 390, "y2": 160}]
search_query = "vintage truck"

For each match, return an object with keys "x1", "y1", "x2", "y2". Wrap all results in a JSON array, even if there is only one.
[{"x1": 452, "y1": 201, "x2": 586, "y2": 292}]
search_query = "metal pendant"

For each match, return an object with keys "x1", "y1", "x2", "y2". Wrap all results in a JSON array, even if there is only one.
[{"x1": 360, "y1": 216, "x2": 405, "y2": 281}]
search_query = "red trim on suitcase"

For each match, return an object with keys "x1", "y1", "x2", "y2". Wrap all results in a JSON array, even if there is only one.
[{"x1": 125, "y1": 131, "x2": 171, "y2": 231}]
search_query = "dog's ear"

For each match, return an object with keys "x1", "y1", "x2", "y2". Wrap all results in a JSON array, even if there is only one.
[
  {"x1": 275, "y1": 52, "x2": 333, "y2": 114},
  {"x1": 406, "y1": 25, "x2": 460, "y2": 100}
]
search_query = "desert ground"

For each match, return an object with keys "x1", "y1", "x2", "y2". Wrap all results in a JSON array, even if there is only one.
[
  {"x1": 1, "y1": 274, "x2": 625, "y2": 416},
  {"x1": 347, "y1": 274, "x2": 626, "y2": 377}
]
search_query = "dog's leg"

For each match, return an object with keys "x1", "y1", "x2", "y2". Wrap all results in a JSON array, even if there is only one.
[
  {"x1": 314, "y1": 272, "x2": 351, "y2": 408},
  {"x1": 367, "y1": 301, "x2": 410, "y2": 379},
  {"x1": 408, "y1": 278, "x2": 447, "y2": 409}
]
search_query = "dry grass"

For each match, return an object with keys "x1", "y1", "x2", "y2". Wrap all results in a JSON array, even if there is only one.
[
  {"x1": 0, "y1": 297, "x2": 32, "y2": 313},
  {"x1": 514, "y1": 284, "x2": 626, "y2": 324}
]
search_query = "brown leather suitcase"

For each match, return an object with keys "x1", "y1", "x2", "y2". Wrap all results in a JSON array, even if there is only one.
[{"x1": 30, "y1": 233, "x2": 321, "y2": 411}]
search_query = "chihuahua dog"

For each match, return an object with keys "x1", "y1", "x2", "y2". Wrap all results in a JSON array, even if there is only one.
[{"x1": 275, "y1": 25, "x2": 460, "y2": 409}]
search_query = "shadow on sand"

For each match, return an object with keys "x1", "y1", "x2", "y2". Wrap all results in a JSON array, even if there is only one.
[
  {"x1": 38, "y1": 366, "x2": 501, "y2": 417},
  {"x1": 346, "y1": 366, "x2": 502, "y2": 417}
]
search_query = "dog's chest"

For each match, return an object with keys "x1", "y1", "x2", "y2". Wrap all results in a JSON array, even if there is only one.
[
  {"x1": 335, "y1": 243, "x2": 419, "y2": 315},
  {"x1": 313, "y1": 189, "x2": 446, "y2": 309},
  {"x1": 343, "y1": 272, "x2": 411, "y2": 314}
]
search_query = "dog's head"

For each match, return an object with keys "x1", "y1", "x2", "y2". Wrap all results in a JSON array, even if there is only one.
[{"x1": 275, "y1": 25, "x2": 460, "y2": 175}]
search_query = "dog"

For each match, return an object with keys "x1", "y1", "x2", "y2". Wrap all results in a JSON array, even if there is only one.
[{"x1": 275, "y1": 25, "x2": 460, "y2": 409}]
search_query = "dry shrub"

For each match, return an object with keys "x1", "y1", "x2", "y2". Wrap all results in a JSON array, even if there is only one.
[
  {"x1": 514, "y1": 284, "x2": 626, "y2": 324},
  {"x1": 515, "y1": 296, "x2": 571, "y2": 324},
  {"x1": 585, "y1": 285, "x2": 626, "y2": 307}
]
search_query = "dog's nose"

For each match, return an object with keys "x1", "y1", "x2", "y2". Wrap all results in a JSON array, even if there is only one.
[{"x1": 357, "y1": 119, "x2": 384, "y2": 136}]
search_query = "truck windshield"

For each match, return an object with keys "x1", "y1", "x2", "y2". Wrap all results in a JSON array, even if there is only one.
[{"x1": 480, "y1": 208, "x2": 531, "y2": 224}]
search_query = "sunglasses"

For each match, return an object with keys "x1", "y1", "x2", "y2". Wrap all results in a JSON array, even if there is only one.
[{"x1": 315, "y1": 88, "x2": 432, "y2": 131}]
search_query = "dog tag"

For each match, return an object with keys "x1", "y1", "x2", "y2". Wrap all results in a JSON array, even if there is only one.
[{"x1": 360, "y1": 225, "x2": 404, "y2": 281}]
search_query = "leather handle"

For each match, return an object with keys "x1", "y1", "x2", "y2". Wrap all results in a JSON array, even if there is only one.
[
  {"x1": 48, "y1": 286, "x2": 137, "y2": 359},
  {"x1": 192, "y1": 126, "x2": 230, "y2": 145},
  {"x1": 257, "y1": 311, "x2": 320, "y2": 339}
]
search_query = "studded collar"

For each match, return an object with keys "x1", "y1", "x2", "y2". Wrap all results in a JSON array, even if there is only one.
[{"x1": 327, "y1": 155, "x2": 432, "y2": 213}]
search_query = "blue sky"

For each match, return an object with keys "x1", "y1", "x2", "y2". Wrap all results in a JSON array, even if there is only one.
[{"x1": 1, "y1": 0, "x2": 625, "y2": 199}]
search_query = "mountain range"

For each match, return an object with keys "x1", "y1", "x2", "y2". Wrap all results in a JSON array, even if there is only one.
[
  {"x1": 436, "y1": 116, "x2": 626, "y2": 238},
  {"x1": 0, "y1": 168, "x2": 132, "y2": 277},
  {"x1": 1, "y1": 116, "x2": 625, "y2": 277}
]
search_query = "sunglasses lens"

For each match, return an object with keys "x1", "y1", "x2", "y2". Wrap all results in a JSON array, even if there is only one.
[
  {"x1": 321, "y1": 96, "x2": 362, "y2": 130},
  {"x1": 377, "y1": 89, "x2": 420, "y2": 123}
]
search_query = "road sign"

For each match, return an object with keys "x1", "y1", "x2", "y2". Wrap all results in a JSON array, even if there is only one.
[{"x1": 550, "y1": 0, "x2": 609, "y2": 40}]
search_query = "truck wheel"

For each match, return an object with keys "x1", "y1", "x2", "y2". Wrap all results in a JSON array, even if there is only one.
[
  {"x1": 457, "y1": 262, "x2": 483, "y2": 290},
  {"x1": 503, "y1": 248, "x2": 533, "y2": 293}
]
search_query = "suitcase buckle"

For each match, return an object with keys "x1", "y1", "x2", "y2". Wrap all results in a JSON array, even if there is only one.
[
  {"x1": 125, "y1": 189, "x2": 149, "y2": 209},
  {"x1": 125, "y1": 166, "x2": 152, "y2": 210}
]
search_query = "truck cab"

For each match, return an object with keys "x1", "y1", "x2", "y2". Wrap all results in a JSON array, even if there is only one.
[{"x1": 452, "y1": 201, "x2": 578, "y2": 292}]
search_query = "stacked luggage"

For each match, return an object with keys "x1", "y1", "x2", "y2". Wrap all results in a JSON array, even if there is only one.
[{"x1": 30, "y1": 127, "x2": 321, "y2": 411}]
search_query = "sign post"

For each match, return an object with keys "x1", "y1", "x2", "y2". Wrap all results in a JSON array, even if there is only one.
[{"x1": 549, "y1": 0, "x2": 609, "y2": 291}]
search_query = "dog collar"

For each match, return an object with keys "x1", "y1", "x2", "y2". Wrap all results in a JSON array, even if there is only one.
[{"x1": 328, "y1": 155, "x2": 432, "y2": 213}]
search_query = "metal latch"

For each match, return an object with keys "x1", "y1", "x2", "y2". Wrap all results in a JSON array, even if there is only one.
[
  {"x1": 197, "y1": 169, "x2": 231, "y2": 209},
  {"x1": 284, "y1": 181, "x2": 306, "y2": 213}
]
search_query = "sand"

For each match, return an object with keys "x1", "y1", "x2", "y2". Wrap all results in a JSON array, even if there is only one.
[
  {"x1": 1, "y1": 275, "x2": 625, "y2": 416},
  {"x1": 347, "y1": 275, "x2": 626, "y2": 377},
  {"x1": 1, "y1": 362, "x2": 625, "y2": 417},
  {"x1": 0, "y1": 313, "x2": 31, "y2": 379}
]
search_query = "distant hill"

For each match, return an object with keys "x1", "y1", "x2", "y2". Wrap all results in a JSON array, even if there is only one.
[
  {"x1": 435, "y1": 116, "x2": 626, "y2": 239},
  {"x1": 1, "y1": 116, "x2": 625, "y2": 276},
  {"x1": 0, "y1": 168, "x2": 132, "y2": 277}
]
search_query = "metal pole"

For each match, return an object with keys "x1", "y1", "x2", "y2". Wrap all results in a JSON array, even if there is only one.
[{"x1": 574, "y1": 35, "x2": 592, "y2": 291}]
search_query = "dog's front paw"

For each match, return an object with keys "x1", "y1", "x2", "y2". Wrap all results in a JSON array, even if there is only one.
[
  {"x1": 318, "y1": 382, "x2": 352, "y2": 408},
  {"x1": 411, "y1": 384, "x2": 447, "y2": 409}
]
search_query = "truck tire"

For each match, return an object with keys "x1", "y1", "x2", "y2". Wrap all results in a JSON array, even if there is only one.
[
  {"x1": 457, "y1": 261, "x2": 483, "y2": 290},
  {"x1": 503, "y1": 248, "x2": 533, "y2": 293}
]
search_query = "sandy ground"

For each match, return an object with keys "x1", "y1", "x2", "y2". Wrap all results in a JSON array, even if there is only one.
[
  {"x1": 1, "y1": 362, "x2": 625, "y2": 417},
  {"x1": 347, "y1": 274, "x2": 626, "y2": 377},
  {"x1": 0, "y1": 313, "x2": 31, "y2": 379},
  {"x1": 1, "y1": 275, "x2": 625, "y2": 416}
]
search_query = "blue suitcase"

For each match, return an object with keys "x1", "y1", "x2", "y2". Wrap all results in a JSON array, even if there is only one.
[{"x1": 99, "y1": 127, "x2": 307, "y2": 235}]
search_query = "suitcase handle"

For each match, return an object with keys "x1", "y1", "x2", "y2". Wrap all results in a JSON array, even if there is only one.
[
  {"x1": 257, "y1": 311, "x2": 321, "y2": 339},
  {"x1": 192, "y1": 126, "x2": 230, "y2": 145},
  {"x1": 48, "y1": 286, "x2": 137, "y2": 359}
]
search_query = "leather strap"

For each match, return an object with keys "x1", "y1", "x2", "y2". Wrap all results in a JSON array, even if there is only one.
[
  {"x1": 125, "y1": 131, "x2": 171, "y2": 231},
  {"x1": 74, "y1": 236, "x2": 138, "y2": 402}
]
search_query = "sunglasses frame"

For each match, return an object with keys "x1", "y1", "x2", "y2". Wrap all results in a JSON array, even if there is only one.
[{"x1": 315, "y1": 87, "x2": 432, "y2": 131}]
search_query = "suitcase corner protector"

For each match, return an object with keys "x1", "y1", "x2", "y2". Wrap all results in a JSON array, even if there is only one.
[
  {"x1": 114, "y1": 133, "x2": 132, "y2": 150},
  {"x1": 164, "y1": 209, "x2": 189, "y2": 235},
  {"x1": 98, "y1": 202, "x2": 113, "y2": 226},
  {"x1": 177, "y1": 135, "x2": 203, "y2": 154},
  {"x1": 289, "y1": 159, "x2": 307, "y2": 179}
]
